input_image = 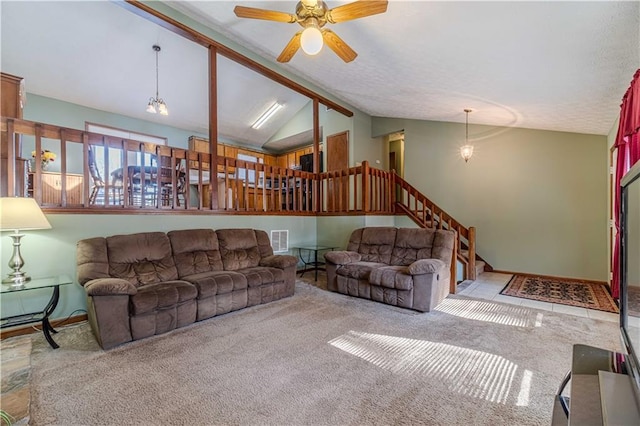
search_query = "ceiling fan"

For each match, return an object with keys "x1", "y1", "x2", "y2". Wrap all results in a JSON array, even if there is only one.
[{"x1": 234, "y1": 0, "x2": 388, "y2": 63}]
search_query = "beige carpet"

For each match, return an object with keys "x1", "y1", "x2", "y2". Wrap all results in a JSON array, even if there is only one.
[{"x1": 26, "y1": 280, "x2": 622, "y2": 426}]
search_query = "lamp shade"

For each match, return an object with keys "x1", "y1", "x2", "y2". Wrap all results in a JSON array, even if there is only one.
[{"x1": 0, "y1": 197, "x2": 52, "y2": 231}]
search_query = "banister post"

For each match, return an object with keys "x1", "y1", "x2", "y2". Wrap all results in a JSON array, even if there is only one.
[
  {"x1": 362, "y1": 160, "x2": 369, "y2": 213},
  {"x1": 450, "y1": 230, "x2": 458, "y2": 294},
  {"x1": 468, "y1": 226, "x2": 477, "y2": 281}
]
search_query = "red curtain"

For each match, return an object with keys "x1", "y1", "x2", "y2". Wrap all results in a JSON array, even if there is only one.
[{"x1": 612, "y1": 68, "x2": 640, "y2": 299}]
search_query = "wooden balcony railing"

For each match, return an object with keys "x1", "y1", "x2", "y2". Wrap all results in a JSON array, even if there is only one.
[{"x1": 2, "y1": 117, "x2": 483, "y2": 284}]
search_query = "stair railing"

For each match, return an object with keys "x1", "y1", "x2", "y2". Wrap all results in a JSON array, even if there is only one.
[{"x1": 390, "y1": 171, "x2": 486, "y2": 280}]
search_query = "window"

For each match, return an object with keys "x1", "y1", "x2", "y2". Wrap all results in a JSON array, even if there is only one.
[
  {"x1": 237, "y1": 153, "x2": 263, "y2": 183},
  {"x1": 85, "y1": 122, "x2": 168, "y2": 170}
]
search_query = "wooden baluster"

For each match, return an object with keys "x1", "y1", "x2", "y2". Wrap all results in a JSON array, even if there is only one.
[
  {"x1": 6, "y1": 119, "x2": 15, "y2": 197},
  {"x1": 450, "y1": 231, "x2": 458, "y2": 294},
  {"x1": 82, "y1": 133, "x2": 90, "y2": 207},
  {"x1": 362, "y1": 161, "x2": 369, "y2": 213},
  {"x1": 468, "y1": 226, "x2": 477, "y2": 281},
  {"x1": 34, "y1": 124, "x2": 42, "y2": 204}
]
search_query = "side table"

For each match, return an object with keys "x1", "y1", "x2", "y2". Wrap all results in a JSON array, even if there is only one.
[
  {"x1": 1, "y1": 275, "x2": 73, "y2": 349},
  {"x1": 294, "y1": 246, "x2": 336, "y2": 281}
]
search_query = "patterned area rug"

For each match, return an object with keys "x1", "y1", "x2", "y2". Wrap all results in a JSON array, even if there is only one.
[{"x1": 501, "y1": 275, "x2": 619, "y2": 313}]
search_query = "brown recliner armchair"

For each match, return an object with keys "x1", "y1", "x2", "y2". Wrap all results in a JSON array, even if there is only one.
[{"x1": 324, "y1": 227, "x2": 456, "y2": 312}]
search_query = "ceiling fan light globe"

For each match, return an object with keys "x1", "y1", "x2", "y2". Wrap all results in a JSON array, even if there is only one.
[{"x1": 301, "y1": 26, "x2": 323, "y2": 55}]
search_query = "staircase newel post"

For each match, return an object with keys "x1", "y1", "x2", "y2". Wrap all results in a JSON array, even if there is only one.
[
  {"x1": 362, "y1": 160, "x2": 369, "y2": 213},
  {"x1": 468, "y1": 226, "x2": 477, "y2": 281},
  {"x1": 450, "y1": 230, "x2": 458, "y2": 294}
]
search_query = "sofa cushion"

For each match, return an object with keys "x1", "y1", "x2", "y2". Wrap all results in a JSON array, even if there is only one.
[
  {"x1": 408, "y1": 259, "x2": 445, "y2": 275},
  {"x1": 432, "y1": 230, "x2": 456, "y2": 264},
  {"x1": 347, "y1": 227, "x2": 397, "y2": 264},
  {"x1": 168, "y1": 229, "x2": 224, "y2": 277},
  {"x1": 85, "y1": 278, "x2": 137, "y2": 296},
  {"x1": 391, "y1": 228, "x2": 436, "y2": 266},
  {"x1": 324, "y1": 251, "x2": 361, "y2": 265},
  {"x1": 259, "y1": 255, "x2": 298, "y2": 269},
  {"x1": 336, "y1": 261, "x2": 387, "y2": 280},
  {"x1": 217, "y1": 229, "x2": 261, "y2": 271},
  {"x1": 237, "y1": 266, "x2": 285, "y2": 288},
  {"x1": 106, "y1": 232, "x2": 178, "y2": 286},
  {"x1": 130, "y1": 281, "x2": 198, "y2": 315},
  {"x1": 369, "y1": 266, "x2": 414, "y2": 290},
  {"x1": 181, "y1": 270, "x2": 248, "y2": 298}
]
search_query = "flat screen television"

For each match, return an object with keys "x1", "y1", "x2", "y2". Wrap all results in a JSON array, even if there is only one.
[{"x1": 620, "y1": 160, "x2": 640, "y2": 408}]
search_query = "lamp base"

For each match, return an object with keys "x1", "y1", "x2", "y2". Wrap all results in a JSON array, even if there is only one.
[{"x1": 2, "y1": 273, "x2": 31, "y2": 287}]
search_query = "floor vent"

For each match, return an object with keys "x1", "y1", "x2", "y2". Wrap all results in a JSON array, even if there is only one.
[{"x1": 270, "y1": 230, "x2": 289, "y2": 253}]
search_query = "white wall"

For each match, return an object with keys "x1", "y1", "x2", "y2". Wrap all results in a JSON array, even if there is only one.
[{"x1": 373, "y1": 117, "x2": 608, "y2": 281}]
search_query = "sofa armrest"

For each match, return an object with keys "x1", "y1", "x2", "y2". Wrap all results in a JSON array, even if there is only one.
[
  {"x1": 324, "y1": 251, "x2": 361, "y2": 265},
  {"x1": 259, "y1": 255, "x2": 298, "y2": 269},
  {"x1": 408, "y1": 259, "x2": 446, "y2": 275},
  {"x1": 85, "y1": 278, "x2": 137, "y2": 296}
]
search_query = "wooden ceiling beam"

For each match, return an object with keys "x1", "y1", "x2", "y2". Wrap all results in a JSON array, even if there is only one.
[{"x1": 117, "y1": 0, "x2": 354, "y2": 118}]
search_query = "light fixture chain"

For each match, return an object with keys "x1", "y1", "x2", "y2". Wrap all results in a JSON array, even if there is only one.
[{"x1": 155, "y1": 47, "x2": 159, "y2": 100}]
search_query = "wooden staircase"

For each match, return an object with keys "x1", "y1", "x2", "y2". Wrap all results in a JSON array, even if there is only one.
[{"x1": 392, "y1": 173, "x2": 492, "y2": 282}]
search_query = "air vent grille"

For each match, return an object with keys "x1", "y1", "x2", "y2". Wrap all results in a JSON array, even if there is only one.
[{"x1": 270, "y1": 230, "x2": 289, "y2": 253}]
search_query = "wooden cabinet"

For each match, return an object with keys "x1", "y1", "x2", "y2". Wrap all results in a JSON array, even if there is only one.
[
  {"x1": 274, "y1": 145, "x2": 322, "y2": 171},
  {"x1": 28, "y1": 172, "x2": 84, "y2": 205},
  {"x1": 276, "y1": 155, "x2": 288, "y2": 169},
  {"x1": 188, "y1": 136, "x2": 211, "y2": 170},
  {"x1": 264, "y1": 154, "x2": 277, "y2": 167},
  {"x1": 1, "y1": 72, "x2": 26, "y2": 197}
]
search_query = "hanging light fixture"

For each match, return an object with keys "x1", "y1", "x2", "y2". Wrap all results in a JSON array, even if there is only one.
[
  {"x1": 146, "y1": 45, "x2": 168, "y2": 116},
  {"x1": 460, "y1": 108, "x2": 474, "y2": 162}
]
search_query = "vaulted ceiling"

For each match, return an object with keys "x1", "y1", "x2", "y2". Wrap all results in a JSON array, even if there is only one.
[{"x1": 2, "y1": 0, "x2": 639, "y2": 148}]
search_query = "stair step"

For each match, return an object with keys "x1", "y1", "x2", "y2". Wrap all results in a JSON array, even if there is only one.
[{"x1": 475, "y1": 260, "x2": 486, "y2": 277}]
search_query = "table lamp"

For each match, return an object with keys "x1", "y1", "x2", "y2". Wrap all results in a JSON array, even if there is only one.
[{"x1": 0, "y1": 197, "x2": 52, "y2": 286}]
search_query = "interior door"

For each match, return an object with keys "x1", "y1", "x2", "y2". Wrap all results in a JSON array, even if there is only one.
[{"x1": 326, "y1": 131, "x2": 349, "y2": 211}]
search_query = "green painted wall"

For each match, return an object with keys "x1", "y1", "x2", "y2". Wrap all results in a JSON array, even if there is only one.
[
  {"x1": 0, "y1": 214, "x2": 317, "y2": 320},
  {"x1": 24, "y1": 93, "x2": 207, "y2": 149},
  {"x1": 374, "y1": 117, "x2": 608, "y2": 281}
]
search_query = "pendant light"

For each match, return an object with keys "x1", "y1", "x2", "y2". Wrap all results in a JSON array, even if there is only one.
[
  {"x1": 460, "y1": 108, "x2": 473, "y2": 162},
  {"x1": 146, "y1": 45, "x2": 168, "y2": 116}
]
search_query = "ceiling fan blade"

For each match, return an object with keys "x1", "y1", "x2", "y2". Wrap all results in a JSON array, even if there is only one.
[
  {"x1": 326, "y1": 0, "x2": 388, "y2": 24},
  {"x1": 322, "y1": 29, "x2": 357, "y2": 63},
  {"x1": 277, "y1": 31, "x2": 302, "y2": 63},
  {"x1": 233, "y1": 6, "x2": 296, "y2": 23}
]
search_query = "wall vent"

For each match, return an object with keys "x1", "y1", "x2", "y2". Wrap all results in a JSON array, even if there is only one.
[{"x1": 270, "y1": 230, "x2": 289, "y2": 253}]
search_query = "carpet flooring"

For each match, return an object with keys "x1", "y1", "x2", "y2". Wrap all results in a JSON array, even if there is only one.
[
  {"x1": 27, "y1": 280, "x2": 622, "y2": 426},
  {"x1": 501, "y1": 275, "x2": 619, "y2": 313}
]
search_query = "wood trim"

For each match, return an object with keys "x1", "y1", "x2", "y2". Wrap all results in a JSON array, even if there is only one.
[
  {"x1": 491, "y1": 270, "x2": 609, "y2": 286},
  {"x1": 209, "y1": 46, "x2": 219, "y2": 210},
  {"x1": 0, "y1": 314, "x2": 88, "y2": 340},
  {"x1": 119, "y1": 0, "x2": 353, "y2": 118}
]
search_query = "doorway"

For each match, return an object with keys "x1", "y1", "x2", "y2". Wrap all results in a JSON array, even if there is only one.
[
  {"x1": 326, "y1": 130, "x2": 349, "y2": 211},
  {"x1": 388, "y1": 132, "x2": 405, "y2": 203}
]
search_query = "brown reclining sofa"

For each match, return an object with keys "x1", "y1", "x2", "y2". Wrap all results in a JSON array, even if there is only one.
[
  {"x1": 324, "y1": 227, "x2": 456, "y2": 312},
  {"x1": 77, "y1": 228, "x2": 297, "y2": 349}
]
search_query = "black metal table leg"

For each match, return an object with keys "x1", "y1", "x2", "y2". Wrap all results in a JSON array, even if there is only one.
[
  {"x1": 298, "y1": 248, "x2": 307, "y2": 278},
  {"x1": 41, "y1": 285, "x2": 61, "y2": 349}
]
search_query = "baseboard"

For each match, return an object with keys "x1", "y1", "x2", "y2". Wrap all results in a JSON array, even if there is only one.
[
  {"x1": 492, "y1": 270, "x2": 608, "y2": 286},
  {"x1": 0, "y1": 314, "x2": 88, "y2": 340}
]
